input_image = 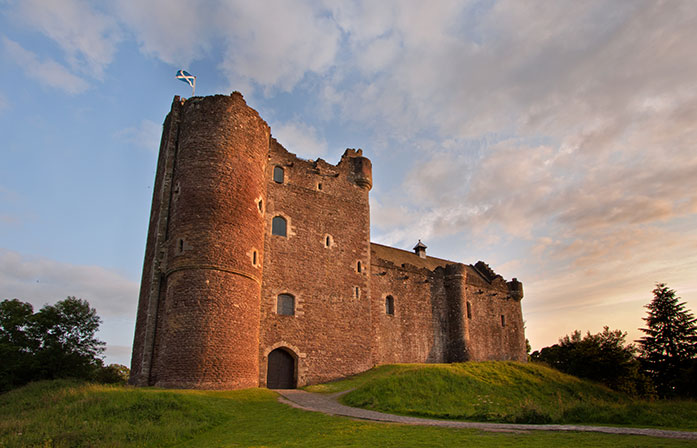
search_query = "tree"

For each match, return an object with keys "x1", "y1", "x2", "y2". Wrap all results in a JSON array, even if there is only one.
[
  {"x1": 531, "y1": 327, "x2": 651, "y2": 395},
  {"x1": 638, "y1": 283, "x2": 697, "y2": 397},
  {"x1": 0, "y1": 297, "x2": 106, "y2": 392}
]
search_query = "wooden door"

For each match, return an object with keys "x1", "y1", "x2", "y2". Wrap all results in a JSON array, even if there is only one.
[{"x1": 267, "y1": 348, "x2": 295, "y2": 389}]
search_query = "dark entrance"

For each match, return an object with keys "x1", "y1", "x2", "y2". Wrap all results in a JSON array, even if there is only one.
[{"x1": 267, "y1": 348, "x2": 296, "y2": 389}]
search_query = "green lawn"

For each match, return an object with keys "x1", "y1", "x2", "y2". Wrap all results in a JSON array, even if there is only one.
[
  {"x1": 309, "y1": 362, "x2": 697, "y2": 430},
  {"x1": 0, "y1": 379, "x2": 695, "y2": 447}
]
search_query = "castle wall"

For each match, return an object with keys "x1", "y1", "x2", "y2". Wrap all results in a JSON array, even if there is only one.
[
  {"x1": 370, "y1": 256, "x2": 449, "y2": 364},
  {"x1": 464, "y1": 273, "x2": 526, "y2": 361},
  {"x1": 258, "y1": 142, "x2": 373, "y2": 386},
  {"x1": 131, "y1": 93, "x2": 527, "y2": 390}
]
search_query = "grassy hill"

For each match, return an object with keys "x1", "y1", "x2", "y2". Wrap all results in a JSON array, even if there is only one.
[
  {"x1": 0, "y1": 364, "x2": 696, "y2": 447},
  {"x1": 307, "y1": 362, "x2": 697, "y2": 429}
]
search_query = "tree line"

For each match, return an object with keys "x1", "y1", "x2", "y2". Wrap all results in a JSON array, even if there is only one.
[
  {"x1": 530, "y1": 283, "x2": 697, "y2": 398},
  {"x1": 0, "y1": 297, "x2": 128, "y2": 393}
]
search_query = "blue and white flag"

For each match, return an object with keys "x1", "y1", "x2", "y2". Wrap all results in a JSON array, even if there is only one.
[{"x1": 176, "y1": 70, "x2": 196, "y2": 95}]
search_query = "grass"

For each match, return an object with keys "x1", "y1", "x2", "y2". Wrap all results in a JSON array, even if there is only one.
[
  {"x1": 312, "y1": 362, "x2": 697, "y2": 430},
  {"x1": 0, "y1": 373, "x2": 694, "y2": 447}
]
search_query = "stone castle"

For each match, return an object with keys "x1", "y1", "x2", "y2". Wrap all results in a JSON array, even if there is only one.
[{"x1": 130, "y1": 92, "x2": 526, "y2": 390}]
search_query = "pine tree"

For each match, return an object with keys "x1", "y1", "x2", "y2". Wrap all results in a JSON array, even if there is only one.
[{"x1": 638, "y1": 283, "x2": 697, "y2": 397}]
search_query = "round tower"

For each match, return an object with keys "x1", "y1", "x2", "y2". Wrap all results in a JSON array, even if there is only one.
[{"x1": 154, "y1": 93, "x2": 270, "y2": 389}]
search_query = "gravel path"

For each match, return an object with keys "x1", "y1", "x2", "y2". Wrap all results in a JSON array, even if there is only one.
[{"x1": 276, "y1": 389, "x2": 697, "y2": 440}]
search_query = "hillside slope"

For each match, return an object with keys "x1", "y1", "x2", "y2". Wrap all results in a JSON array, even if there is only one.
[{"x1": 309, "y1": 362, "x2": 697, "y2": 428}]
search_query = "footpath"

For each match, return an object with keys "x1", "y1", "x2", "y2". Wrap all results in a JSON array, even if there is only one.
[{"x1": 276, "y1": 389, "x2": 697, "y2": 441}]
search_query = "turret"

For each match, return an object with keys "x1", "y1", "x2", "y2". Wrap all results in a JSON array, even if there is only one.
[
  {"x1": 341, "y1": 148, "x2": 372, "y2": 190},
  {"x1": 444, "y1": 263, "x2": 469, "y2": 362},
  {"x1": 132, "y1": 93, "x2": 270, "y2": 389},
  {"x1": 507, "y1": 278, "x2": 524, "y2": 300}
]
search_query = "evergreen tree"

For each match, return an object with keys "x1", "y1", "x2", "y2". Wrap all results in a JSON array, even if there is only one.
[{"x1": 638, "y1": 283, "x2": 697, "y2": 397}]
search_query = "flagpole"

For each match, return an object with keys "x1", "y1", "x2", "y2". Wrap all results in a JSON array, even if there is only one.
[{"x1": 192, "y1": 77, "x2": 196, "y2": 97}]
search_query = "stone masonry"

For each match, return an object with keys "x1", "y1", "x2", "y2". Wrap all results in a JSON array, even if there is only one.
[{"x1": 130, "y1": 93, "x2": 526, "y2": 390}]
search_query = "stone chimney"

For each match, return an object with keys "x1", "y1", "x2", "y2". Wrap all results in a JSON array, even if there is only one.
[{"x1": 413, "y1": 240, "x2": 427, "y2": 258}]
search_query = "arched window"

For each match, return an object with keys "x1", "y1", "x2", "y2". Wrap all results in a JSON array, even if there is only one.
[
  {"x1": 357, "y1": 261, "x2": 362, "y2": 273},
  {"x1": 466, "y1": 302, "x2": 472, "y2": 319},
  {"x1": 385, "y1": 295, "x2": 394, "y2": 315},
  {"x1": 277, "y1": 294, "x2": 295, "y2": 316},
  {"x1": 273, "y1": 166, "x2": 284, "y2": 183},
  {"x1": 272, "y1": 216, "x2": 287, "y2": 236}
]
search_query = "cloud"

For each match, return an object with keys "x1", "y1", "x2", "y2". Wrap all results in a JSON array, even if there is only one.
[
  {"x1": 115, "y1": 119, "x2": 162, "y2": 151},
  {"x1": 0, "y1": 249, "x2": 138, "y2": 318},
  {"x1": 11, "y1": 0, "x2": 120, "y2": 78},
  {"x1": 2, "y1": 37, "x2": 89, "y2": 94},
  {"x1": 271, "y1": 121, "x2": 328, "y2": 159},
  {"x1": 110, "y1": 0, "x2": 211, "y2": 66},
  {"x1": 112, "y1": 0, "x2": 341, "y2": 93}
]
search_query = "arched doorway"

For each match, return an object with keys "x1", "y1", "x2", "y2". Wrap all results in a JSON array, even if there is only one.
[{"x1": 267, "y1": 348, "x2": 296, "y2": 389}]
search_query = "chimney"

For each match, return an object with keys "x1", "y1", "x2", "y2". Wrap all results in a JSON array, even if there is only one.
[{"x1": 413, "y1": 240, "x2": 427, "y2": 258}]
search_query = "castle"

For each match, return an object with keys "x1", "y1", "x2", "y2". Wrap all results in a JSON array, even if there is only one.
[{"x1": 130, "y1": 93, "x2": 526, "y2": 390}]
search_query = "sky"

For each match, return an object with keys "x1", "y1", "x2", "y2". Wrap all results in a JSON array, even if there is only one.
[{"x1": 1, "y1": 0, "x2": 696, "y2": 367}]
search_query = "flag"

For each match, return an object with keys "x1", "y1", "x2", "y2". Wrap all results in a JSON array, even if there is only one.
[{"x1": 176, "y1": 70, "x2": 196, "y2": 88}]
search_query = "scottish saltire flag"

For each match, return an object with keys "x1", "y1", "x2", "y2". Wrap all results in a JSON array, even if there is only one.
[{"x1": 176, "y1": 70, "x2": 196, "y2": 87}]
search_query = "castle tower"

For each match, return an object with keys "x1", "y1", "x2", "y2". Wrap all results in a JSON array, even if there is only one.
[{"x1": 130, "y1": 93, "x2": 270, "y2": 389}]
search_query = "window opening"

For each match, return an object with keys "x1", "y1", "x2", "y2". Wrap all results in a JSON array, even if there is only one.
[
  {"x1": 272, "y1": 216, "x2": 287, "y2": 237},
  {"x1": 357, "y1": 261, "x2": 362, "y2": 273},
  {"x1": 178, "y1": 239, "x2": 184, "y2": 253},
  {"x1": 355, "y1": 287, "x2": 360, "y2": 298},
  {"x1": 466, "y1": 302, "x2": 472, "y2": 319},
  {"x1": 258, "y1": 199, "x2": 263, "y2": 213},
  {"x1": 326, "y1": 236, "x2": 331, "y2": 247},
  {"x1": 385, "y1": 295, "x2": 395, "y2": 315},
  {"x1": 501, "y1": 315, "x2": 506, "y2": 327},
  {"x1": 273, "y1": 166, "x2": 284, "y2": 183},
  {"x1": 317, "y1": 183, "x2": 323, "y2": 191},
  {"x1": 277, "y1": 294, "x2": 295, "y2": 316},
  {"x1": 252, "y1": 251, "x2": 258, "y2": 266}
]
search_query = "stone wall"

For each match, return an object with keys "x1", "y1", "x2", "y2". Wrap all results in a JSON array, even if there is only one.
[
  {"x1": 131, "y1": 92, "x2": 527, "y2": 391},
  {"x1": 259, "y1": 142, "x2": 374, "y2": 386}
]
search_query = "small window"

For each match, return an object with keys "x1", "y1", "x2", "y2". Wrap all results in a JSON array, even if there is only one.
[
  {"x1": 272, "y1": 216, "x2": 287, "y2": 236},
  {"x1": 252, "y1": 250, "x2": 258, "y2": 266},
  {"x1": 273, "y1": 166, "x2": 284, "y2": 183},
  {"x1": 317, "y1": 183, "x2": 323, "y2": 191},
  {"x1": 357, "y1": 261, "x2": 362, "y2": 273},
  {"x1": 466, "y1": 302, "x2": 472, "y2": 319},
  {"x1": 385, "y1": 295, "x2": 394, "y2": 315},
  {"x1": 355, "y1": 287, "x2": 360, "y2": 298},
  {"x1": 325, "y1": 236, "x2": 331, "y2": 247},
  {"x1": 501, "y1": 315, "x2": 506, "y2": 327},
  {"x1": 277, "y1": 294, "x2": 295, "y2": 315},
  {"x1": 178, "y1": 239, "x2": 184, "y2": 253},
  {"x1": 258, "y1": 199, "x2": 263, "y2": 213}
]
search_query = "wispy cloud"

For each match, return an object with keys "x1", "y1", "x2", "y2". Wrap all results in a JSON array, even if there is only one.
[
  {"x1": 0, "y1": 249, "x2": 138, "y2": 318},
  {"x1": 11, "y1": 0, "x2": 120, "y2": 78},
  {"x1": 2, "y1": 37, "x2": 89, "y2": 94},
  {"x1": 271, "y1": 121, "x2": 328, "y2": 159},
  {"x1": 115, "y1": 119, "x2": 162, "y2": 152},
  {"x1": 112, "y1": 0, "x2": 341, "y2": 93}
]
